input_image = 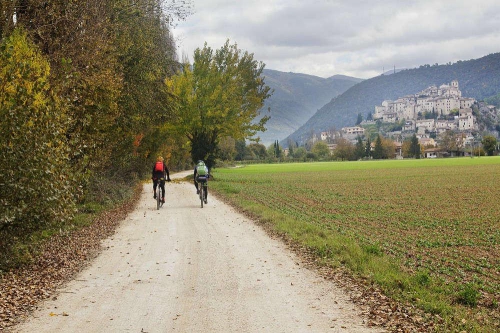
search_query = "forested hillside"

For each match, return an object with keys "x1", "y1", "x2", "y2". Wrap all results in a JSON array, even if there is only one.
[
  {"x1": 0, "y1": 0, "x2": 192, "y2": 268},
  {"x1": 254, "y1": 69, "x2": 362, "y2": 145},
  {"x1": 285, "y1": 52, "x2": 500, "y2": 145}
]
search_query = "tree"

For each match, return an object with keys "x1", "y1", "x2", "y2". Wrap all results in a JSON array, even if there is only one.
[
  {"x1": 218, "y1": 136, "x2": 237, "y2": 161},
  {"x1": 373, "y1": 135, "x2": 384, "y2": 159},
  {"x1": 402, "y1": 140, "x2": 412, "y2": 158},
  {"x1": 365, "y1": 137, "x2": 372, "y2": 158},
  {"x1": 248, "y1": 143, "x2": 267, "y2": 160},
  {"x1": 287, "y1": 139, "x2": 297, "y2": 157},
  {"x1": 381, "y1": 136, "x2": 396, "y2": 159},
  {"x1": 272, "y1": 140, "x2": 282, "y2": 158},
  {"x1": 13, "y1": 0, "x2": 123, "y2": 177},
  {"x1": 439, "y1": 130, "x2": 455, "y2": 152},
  {"x1": 334, "y1": 138, "x2": 354, "y2": 161},
  {"x1": 5, "y1": 0, "x2": 193, "y2": 176},
  {"x1": 312, "y1": 141, "x2": 330, "y2": 160},
  {"x1": 373, "y1": 135, "x2": 395, "y2": 159},
  {"x1": 165, "y1": 40, "x2": 271, "y2": 168},
  {"x1": 112, "y1": 0, "x2": 181, "y2": 170},
  {"x1": 293, "y1": 147, "x2": 307, "y2": 160},
  {"x1": 354, "y1": 136, "x2": 365, "y2": 160},
  {"x1": 4, "y1": 0, "x2": 187, "y2": 181},
  {"x1": 356, "y1": 113, "x2": 363, "y2": 125},
  {"x1": 235, "y1": 139, "x2": 246, "y2": 161},
  {"x1": 306, "y1": 152, "x2": 318, "y2": 160},
  {"x1": 409, "y1": 134, "x2": 421, "y2": 158},
  {"x1": 485, "y1": 93, "x2": 500, "y2": 108},
  {"x1": 482, "y1": 135, "x2": 497, "y2": 156}
]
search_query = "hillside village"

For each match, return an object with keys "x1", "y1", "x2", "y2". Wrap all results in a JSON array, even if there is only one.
[
  {"x1": 313, "y1": 80, "x2": 499, "y2": 158},
  {"x1": 373, "y1": 80, "x2": 476, "y2": 134}
]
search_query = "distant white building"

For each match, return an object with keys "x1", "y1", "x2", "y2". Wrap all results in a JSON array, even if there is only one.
[
  {"x1": 320, "y1": 130, "x2": 337, "y2": 141},
  {"x1": 435, "y1": 119, "x2": 457, "y2": 134},
  {"x1": 434, "y1": 96, "x2": 460, "y2": 116},
  {"x1": 416, "y1": 119, "x2": 435, "y2": 132},
  {"x1": 382, "y1": 112, "x2": 398, "y2": 123},
  {"x1": 419, "y1": 137, "x2": 436, "y2": 147},
  {"x1": 374, "y1": 100, "x2": 391, "y2": 119},
  {"x1": 403, "y1": 120, "x2": 415, "y2": 132},
  {"x1": 342, "y1": 126, "x2": 365, "y2": 136},
  {"x1": 416, "y1": 97, "x2": 436, "y2": 113},
  {"x1": 439, "y1": 80, "x2": 461, "y2": 97},
  {"x1": 460, "y1": 98, "x2": 475, "y2": 109},
  {"x1": 459, "y1": 108, "x2": 475, "y2": 130}
]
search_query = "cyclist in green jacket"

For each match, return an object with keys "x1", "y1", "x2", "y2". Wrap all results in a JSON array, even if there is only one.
[{"x1": 194, "y1": 160, "x2": 209, "y2": 201}]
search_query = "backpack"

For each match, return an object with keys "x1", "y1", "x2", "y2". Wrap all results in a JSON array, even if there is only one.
[
  {"x1": 154, "y1": 161, "x2": 164, "y2": 172},
  {"x1": 197, "y1": 162, "x2": 206, "y2": 176}
]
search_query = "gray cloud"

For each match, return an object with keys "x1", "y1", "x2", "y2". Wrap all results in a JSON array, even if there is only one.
[{"x1": 173, "y1": 0, "x2": 500, "y2": 78}]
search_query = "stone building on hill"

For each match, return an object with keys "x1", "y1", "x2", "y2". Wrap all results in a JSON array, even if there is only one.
[{"x1": 373, "y1": 80, "x2": 477, "y2": 137}]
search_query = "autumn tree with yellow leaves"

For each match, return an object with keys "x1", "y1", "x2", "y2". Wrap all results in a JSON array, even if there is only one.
[{"x1": 165, "y1": 40, "x2": 272, "y2": 168}]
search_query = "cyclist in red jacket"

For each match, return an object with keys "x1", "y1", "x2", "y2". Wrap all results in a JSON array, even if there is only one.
[{"x1": 152, "y1": 156, "x2": 171, "y2": 203}]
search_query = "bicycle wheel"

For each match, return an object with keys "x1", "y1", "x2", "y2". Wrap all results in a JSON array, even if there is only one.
[
  {"x1": 204, "y1": 183, "x2": 208, "y2": 204},
  {"x1": 160, "y1": 180, "x2": 165, "y2": 207},
  {"x1": 156, "y1": 186, "x2": 161, "y2": 210},
  {"x1": 199, "y1": 184, "x2": 204, "y2": 208}
]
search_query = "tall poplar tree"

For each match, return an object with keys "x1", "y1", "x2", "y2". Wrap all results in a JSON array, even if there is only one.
[{"x1": 165, "y1": 40, "x2": 271, "y2": 168}]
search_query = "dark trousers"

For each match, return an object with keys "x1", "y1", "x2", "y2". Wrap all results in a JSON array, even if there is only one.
[
  {"x1": 153, "y1": 179, "x2": 165, "y2": 198},
  {"x1": 194, "y1": 178, "x2": 208, "y2": 199}
]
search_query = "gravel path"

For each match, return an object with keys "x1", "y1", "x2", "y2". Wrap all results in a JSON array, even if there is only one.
[{"x1": 14, "y1": 171, "x2": 384, "y2": 333}]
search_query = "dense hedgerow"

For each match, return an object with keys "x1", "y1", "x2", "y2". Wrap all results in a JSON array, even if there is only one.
[{"x1": 0, "y1": 29, "x2": 74, "y2": 232}]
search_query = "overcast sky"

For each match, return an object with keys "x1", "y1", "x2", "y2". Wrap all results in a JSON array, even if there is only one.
[{"x1": 172, "y1": 0, "x2": 500, "y2": 79}]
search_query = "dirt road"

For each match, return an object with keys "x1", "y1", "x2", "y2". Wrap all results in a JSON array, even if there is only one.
[{"x1": 14, "y1": 171, "x2": 384, "y2": 333}]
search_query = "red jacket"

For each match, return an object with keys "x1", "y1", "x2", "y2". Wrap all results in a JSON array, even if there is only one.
[{"x1": 152, "y1": 161, "x2": 170, "y2": 180}]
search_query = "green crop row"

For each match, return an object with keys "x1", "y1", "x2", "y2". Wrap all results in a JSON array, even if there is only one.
[{"x1": 211, "y1": 157, "x2": 500, "y2": 332}]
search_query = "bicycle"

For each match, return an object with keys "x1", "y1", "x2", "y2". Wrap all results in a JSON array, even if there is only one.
[
  {"x1": 197, "y1": 176, "x2": 208, "y2": 208},
  {"x1": 155, "y1": 177, "x2": 165, "y2": 210}
]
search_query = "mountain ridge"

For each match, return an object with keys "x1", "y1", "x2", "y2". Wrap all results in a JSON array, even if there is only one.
[
  {"x1": 282, "y1": 52, "x2": 500, "y2": 145},
  {"x1": 254, "y1": 69, "x2": 363, "y2": 146}
]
